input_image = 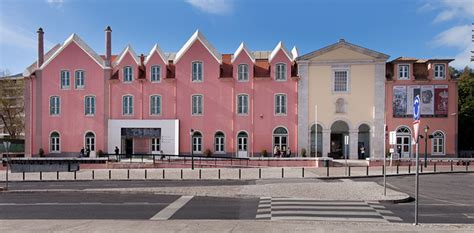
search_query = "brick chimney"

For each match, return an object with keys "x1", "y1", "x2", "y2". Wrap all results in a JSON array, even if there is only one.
[
  {"x1": 37, "y1": 28, "x2": 44, "y2": 68},
  {"x1": 105, "y1": 26, "x2": 112, "y2": 67}
]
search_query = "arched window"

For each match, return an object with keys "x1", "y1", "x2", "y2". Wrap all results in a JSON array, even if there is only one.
[
  {"x1": 192, "y1": 131, "x2": 202, "y2": 153},
  {"x1": 85, "y1": 132, "x2": 95, "y2": 151},
  {"x1": 396, "y1": 126, "x2": 411, "y2": 134},
  {"x1": 310, "y1": 124, "x2": 323, "y2": 157},
  {"x1": 273, "y1": 127, "x2": 289, "y2": 156},
  {"x1": 396, "y1": 126, "x2": 411, "y2": 158},
  {"x1": 237, "y1": 131, "x2": 248, "y2": 157},
  {"x1": 50, "y1": 131, "x2": 60, "y2": 153},
  {"x1": 432, "y1": 131, "x2": 445, "y2": 155},
  {"x1": 214, "y1": 131, "x2": 225, "y2": 153}
]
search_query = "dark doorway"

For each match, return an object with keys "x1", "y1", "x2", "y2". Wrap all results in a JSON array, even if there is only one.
[
  {"x1": 125, "y1": 138, "x2": 133, "y2": 155},
  {"x1": 330, "y1": 133, "x2": 343, "y2": 159}
]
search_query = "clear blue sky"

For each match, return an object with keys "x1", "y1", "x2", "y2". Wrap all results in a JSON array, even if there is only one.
[{"x1": 0, "y1": 0, "x2": 472, "y2": 74}]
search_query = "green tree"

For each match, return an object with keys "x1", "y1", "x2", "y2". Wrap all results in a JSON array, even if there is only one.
[
  {"x1": 457, "y1": 66, "x2": 474, "y2": 150},
  {"x1": 0, "y1": 71, "x2": 24, "y2": 139}
]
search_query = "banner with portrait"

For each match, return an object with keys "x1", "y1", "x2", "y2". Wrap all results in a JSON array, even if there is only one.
[
  {"x1": 434, "y1": 85, "x2": 449, "y2": 115},
  {"x1": 406, "y1": 85, "x2": 420, "y2": 115},
  {"x1": 393, "y1": 86, "x2": 407, "y2": 117},
  {"x1": 420, "y1": 85, "x2": 434, "y2": 115}
]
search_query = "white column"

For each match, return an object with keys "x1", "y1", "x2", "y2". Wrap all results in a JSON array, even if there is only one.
[
  {"x1": 373, "y1": 62, "x2": 386, "y2": 159},
  {"x1": 297, "y1": 61, "x2": 310, "y2": 156},
  {"x1": 349, "y1": 129, "x2": 359, "y2": 159},
  {"x1": 322, "y1": 129, "x2": 331, "y2": 158}
]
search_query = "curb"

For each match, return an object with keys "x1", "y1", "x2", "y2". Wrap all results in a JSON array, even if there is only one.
[
  {"x1": 379, "y1": 196, "x2": 415, "y2": 204},
  {"x1": 317, "y1": 170, "x2": 473, "y2": 180}
]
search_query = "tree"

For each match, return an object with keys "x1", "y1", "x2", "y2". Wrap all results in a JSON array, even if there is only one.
[
  {"x1": 0, "y1": 70, "x2": 25, "y2": 139},
  {"x1": 457, "y1": 66, "x2": 474, "y2": 150}
]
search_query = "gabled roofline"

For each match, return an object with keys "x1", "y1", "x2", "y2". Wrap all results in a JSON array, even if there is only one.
[
  {"x1": 23, "y1": 43, "x2": 62, "y2": 77},
  {"x1": 297, "y1": 39, "x2": 390, "y2": 61},
  {"x1": 291, "y1": 46, "x2": 298, "y2": 61},
  {"x1": 174, "y1": 30, "x2": 221, "y2": 64},
  {"x1": 144, "y1": 43, "x2": 168, "y2": 65},
  {"x1": 39, "y1": 33, "x2": 105, "y2": 70},
  {"x1": 113, "y1": 44, "x2": 140, "y2": 66},
  {"x1": 269, "y1": 41, "x2": 293, "y2": 62},
  {"x1": 231, "y1": 42, "x2": 255, "y2": 63}
]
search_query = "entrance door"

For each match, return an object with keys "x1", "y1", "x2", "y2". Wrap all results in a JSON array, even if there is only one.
[
  {"x1": 151, "y1": 138, "x2": 160, "y2": 154},
  {"x1": 330, "y1": 134, "x2": 343, "y2": 159},
  {"x1": 237, "y1": 132, "x2": 248, "y2": 158},
  {"x1": 125, "y1": 138, "x2": 133, "y2": 155},
  {"x1": 396, "y1": 135, "x2": 411, "y2": 158}
]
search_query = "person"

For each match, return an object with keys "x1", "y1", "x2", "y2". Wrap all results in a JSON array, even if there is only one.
[
  {"x1": 114, "y1": 146, "x2": 120, "y2": 161},
  {"x1": 360, "y1": 146, "x2": 365, "y2": 159},
  {"x1": 397, "y1": 145, "x2": 402, "y2": 158},
  {"x1": 86, "y1": 146, "x2": 91, "y2": 158},
  {"x1": 80, "y1": 148, "x2": 84, "y2": 158},
  {"x1": 273, "y1": 146, "x2": 279, "y2": 157},
  {"x1": 160, "y1": 150, "x2": 165, "y2": 160},
  {"x1": 281, "y1": 146, "x2": 287, "y2": 157},
  {"x1": 287, "y1": 147, "x2": 291, "y2": 157}
]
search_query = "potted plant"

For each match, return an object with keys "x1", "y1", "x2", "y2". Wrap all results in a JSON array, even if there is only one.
[
  {"x1": 204, "y1": 149, "x2": 212, "y2": 157},
  {"x1": 97, "y1": 150, "x2": 104, "y2": 157},
  {"x1": 261, "y1": 149, "x2": 268, "y2": 157},
  {"x1": 38, "y1": 148, "x2": 44, "y2": 157},
  {"x1": 301, "y1": 148, "x2": 307, "y2": 157}
]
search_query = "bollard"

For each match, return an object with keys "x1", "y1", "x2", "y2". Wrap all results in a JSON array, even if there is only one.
[
  {"x1": 466, "y1": 162, "x2": 469, "y2": 172},
  {"x1": 421, "y1": 163, "x2": 423, "y2": 173},
  {"x1": 396, "y1": 165, "x2": 399, "y2": 174},
  {"x1": 259, "y1": 168, "x2": 261, "y2": 179},
  {"x1": 348, "y1": 166, "x2": 351, "y2": 177},
  {"x1": 74, "y1": 171, "x2": 77, "y2": 180},
  {"x1": 302, "y1": 167, "x2": 305, "y2": 178},
  {"x1": 282, "y1": 168, "x2": 284, "y2": 178},
  {"x1": 434, "y1": 163, "x2": 437, "y2": 173},
  {"x1": 326, "y1": 166, "x2": 329, "y2": 177},
  {"x1": 239, "y1": 169, "x2": 241, "y2": 179},
  {"x1": 109, "y1": 170, "x2": 111, "y2": 180},
  {"x1": 92, "y1": 170, "x2": 95, "y2": 180},
  {"x1": 218, "y1": 169, "x2": 221, "y2": 179},
  {"x1": 163, "y1": 169, "x2": 165, "y2": 179},
  {"x1": 23, "y1": 171, "x2": 25, "y2": 181},
  {"x1": 199, "y1": 169, "x2": 202, "y2": 179},
  {"x1": 366, "y1": 166, "x2": 369, "y2": 176},
  {"x1": 145, "y1": 169, "x2": 148, "y2": 179},
  {"x1": 451, "y1": 160, "x2": 453, "y2": 172},
  {"x1": 408, "y1": 164, "x2": 411, "y2": 174},
  {"x1": 57, "y1": 171, "x2": 59, "y2": 180},
  {"x1": 382, "y1": 165, "x2": 384, "y2": 175},
  {"x1": 181, "y1": 169, "x2": 183, "y2": 179},
  {"x1": 127, "y1": 169, "x2": 130, "y2": 179}
]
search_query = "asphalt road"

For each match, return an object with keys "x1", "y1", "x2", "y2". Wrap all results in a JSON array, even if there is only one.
[{"x1": 351, "y1": 173, "x2": 474, "y2": 224}]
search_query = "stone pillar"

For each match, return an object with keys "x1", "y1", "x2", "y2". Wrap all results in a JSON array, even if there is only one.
[
  {"x1": 297, "y1": 61, "x2": 309, "y2": 156},
  {"x1": 349, "y1": 129, "x2": 358, "y2": 159},
  {"x1": 322, "y1": 129, "x2": 331, "y2": 158},
  {"x1": 373, "y1": 62, "x2": 386, "y2": 159}
]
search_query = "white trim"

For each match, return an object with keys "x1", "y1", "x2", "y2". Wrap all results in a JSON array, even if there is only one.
[
  {"x1": 83, "y1": 131, "x2": 96, "y2": 152},
  {"x1": 113, "y1": 45, "x2": 140, "y2": 66},
  {"x1": 275, "y1": 63, "x2": 287, "y2": 81},
  {"x1": 396, "y1": 125, "x2": 412, "y2": 135},
  {"x1": 149, "y1": 94, "x2": 162, "y2": 116},
  {"x1": 150, "y1": 65, "x2": 162, "y2": 83},
  {"x1": 236, "y1": 93, "x2": 249, "y2": 116},
  {"x1": 236, "y1": 130, "x2": 249, "y2": 155},
  {"x1": 174, "y1": 30, "x2": 221, "y2": 64},
  {"x1": 291, "y1": 46, "x2": 298, "y2": 60},
  {"x1": 60, "y1": 70, "x2": 71, "y2": 90},
  {"x1": 332, "y1": 67, "x2": 350, "y2": 93},
  {"x1": 191, "y1": 61, "x2": 204, "y2": 83},
  {"x1": 274, "y1": 93, "x2": 288, "y2": 116},
  {"x1": 84, "y1": 95, "x2": 96, "y2": 116},
  {"x1": 49, "y1": 95, "x2": 61, "y2": 116},
  {"x1": 431, "y1": 130, "x2": 446, "y2": 155},
  {"x1": 191, "y1": 94, "x2": 204, "y2": 116},
  {"x1": 237, "y1": 63, "x2": 250, "y2": 82},
  {"x1": 272, "y1": 125, "x2": 290, "y2": 154},
  {"x1": 74, "y1": 69, "x2": 85, "y2": 89},
  {"x1": 144, "y1": 43, "x2": 168, "y2": 65},
  {"x1": 232, "y1": 42, "x2": 255, "y2": 63},
  {"x1": 121, "y1": 94, "x2": 134, "y2": 116},
  {"x1": 269, "y1": 41, "x2": 293, "y2": 62},
  {"x1": 49, "y1": 130, "x2": 61, "y2": 153},
  {"x1": 214, "y1": 131, "x2": 226, "y2": 154},
  {"x1": 40, "y1": 34, "x2": 105, "y2": 70},
  {"x1": 433, "y1": 64, "x2": 446, "y2": 80},
  {"x1": 123, "y1": 66, "x2": 134, "y2": 83},
  {"x1": 397, "y1": 64, "x2": 410, "y2": 80},
  {"x1": 191, "y1": 130, "x2": 203, "y2": 154}
]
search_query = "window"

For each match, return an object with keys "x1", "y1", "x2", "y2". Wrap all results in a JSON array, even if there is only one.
[
  {"x1": 75, "y1": 70, "x2": 85, "y2": 89},
  {"x1": 214, "y1": 131, "x2": 225, "y2": 153},
  {"x1": 84, "y1": 96, "x2": 96, "y2": 116},
  {"x1": 237, "y1": 131, "x2": 248, "y2": 152},
  {"x1": 275, "y1": 94, "x2": 287, "y2": 115},
  {"x1": 275, "y1": 63, "x2": 287, "y2": 81},
  {"x1": 122, "y1": 95, "x2": 133, "y2": 115},
  {"x1": 432, "y1": 131, "x2": 445, "y2": 155},
  {"x1": 123, "y1": 66, "x2": 133, "y2": 82},
  {"x1": 192, "y1": 61, "x2": 203, "y2": 82},
  {"x1": 334, "y1": 70, "x2": 348, "y2": 92},
  {"x1": 398, "y1": 65, "x2": 409, "y2": 80},
  {"x1": 192, "y1": 131, "x2": 202, "y2": 153},
  {"x1": 85, "y1": 132, "x2": 95, "y2": 151},
  {"x1": 151, "y1": 65, "x2": 161, "y2": 82},
  {"x1": 150, "y1": 95, "x2": 161, "y2": 115},
  {"x1": 50, "y1": 96, "x2": 60, "y2": 115},
  {"x1": 434, "y1": 64, "x2": 445, "y2": 79},
  {"x1": 273, "y1": 127, "x2": 288, "y2": 156},
  {"x1": 50, "y1": 131, "x2": 60, "y2": 153},
  {"x1": 238, "y1": 64, "x2": 249, "y2": 81},
  {"x1": 60, "y1": 70, "x2": 70, "y2": 89},
  {"x1": 151, "y1": 138, "x2": 161, "y2": 153},
  {"x1": 237, "y1": 94, "x2": 249, "y2": 115},
  {"x1": 192, "y1": 95, "x2": 203, "y2": 115}
]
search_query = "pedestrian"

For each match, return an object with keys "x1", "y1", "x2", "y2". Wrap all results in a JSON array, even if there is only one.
[
  {"x1": 397, "y1": 145, "x2": 402, "y2": 158},
  {"x1": 282, "y1": 146, "x2": 287, "y2": 157},
  {"x1": 160, "y1": 150, "x2": 165, "y2": 160},
  {"x1": 80, "y1": 148, "x2": 84, "y2": 158},
  {"x1": 86, "y1": 146, "x2": 91, "y2": 158},
  {"x1": 114, "y1": 146, "x2": 120, "y2": 161},
  {"x1": 273, "y1": 146, "x2": 279, "y2": 157},
  {"x1": 287, "y1": 147, "x2": 291, "y2": 157},
  {"x1": 360, "y1": 146, "x2": 365, "y2": 159}
]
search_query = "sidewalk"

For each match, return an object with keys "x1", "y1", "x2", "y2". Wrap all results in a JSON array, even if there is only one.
[{"x1": 0, "y1": 220, "x2": 471, "y2": 232}]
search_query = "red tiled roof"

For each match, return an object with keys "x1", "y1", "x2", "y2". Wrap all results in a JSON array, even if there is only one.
[
  {"x1": 254, "y1": 59, "x2": 270, "y2": 78},
  {"x1": 166, "y1": 62, "x2": 175, "y2": 79},
  {"x1": 220, "y1": 54, "x2": 233, "y2": 78}
]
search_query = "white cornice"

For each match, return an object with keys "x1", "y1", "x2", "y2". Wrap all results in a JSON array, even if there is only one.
[{"x1": 174, "y1": 30, "x2": 221, "y2": 64}]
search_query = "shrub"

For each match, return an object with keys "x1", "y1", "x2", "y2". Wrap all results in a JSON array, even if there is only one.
[
  {"x1": 204, "y1": 149, "x2": 212, "y2": 157},
  {"x1": 97, "y1": 150, "x2": 104, "y2": 157},
  {"x1": 301, "y1": 148, "x2": 307, "y2": 157},
  {"x1": 261, "y1": 149, "x2": 268, "y2": 157},
  {"x1": 38, "y1": 148, "x2": 44, "y2": 157}
]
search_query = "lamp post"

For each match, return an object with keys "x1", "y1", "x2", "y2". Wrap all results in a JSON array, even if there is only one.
[
  {"x1": 424, "y1": 125, "x2": 429, "y2": 168},
  {"x1": 190, "y1": 129, "x2": 194, "y2": 170}
]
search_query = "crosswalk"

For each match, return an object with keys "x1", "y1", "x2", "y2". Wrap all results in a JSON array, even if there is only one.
[{"x1": 256, "y1": 197, "x2": 403, "y2": 223}]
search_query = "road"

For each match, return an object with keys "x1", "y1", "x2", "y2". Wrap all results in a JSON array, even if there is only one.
[{"x1": 351, "y1": 173, "x2": 474, "y2": 224}]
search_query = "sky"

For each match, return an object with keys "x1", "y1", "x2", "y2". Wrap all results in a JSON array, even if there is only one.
[{"x1": 0, "y1": 0, "x2": 472, "y2": 75}]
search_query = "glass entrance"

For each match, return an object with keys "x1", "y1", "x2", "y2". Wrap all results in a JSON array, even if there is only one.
[
  {"x1": 396, "y1": 126, "x2": 412, "y2": 158},
  {"x1": 237, "y1": 131, "x2": 248, "y2": 158}
]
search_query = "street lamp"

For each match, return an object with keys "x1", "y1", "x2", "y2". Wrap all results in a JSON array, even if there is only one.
[
  {"x1": 190, "y1": 129, "x2": 194, "y2": 170},
  {"x1": 424, "y1": 125, "x2": 429, "y2": 168}
]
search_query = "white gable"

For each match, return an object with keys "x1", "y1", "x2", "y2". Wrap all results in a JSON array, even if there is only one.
[
  {"x1": 231, "y1": 42, "x2": 255, "y2": 63},
  {"x1": 269, "y1": 41, "x2": 293, "y2": 62},
  {"x1": 144, "y1": 43, "x2": 168, "y2": 65},
  {"x1": 113, "y1": 45, "x2": 140, "y2": 66},
  {"x1": 174, "y1": 30, "x2": 221, "y2": 64}
]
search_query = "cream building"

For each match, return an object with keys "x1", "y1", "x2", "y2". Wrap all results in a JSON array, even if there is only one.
[{"x1": 297, "y1": 39, "x2": 389, "y2": 159}]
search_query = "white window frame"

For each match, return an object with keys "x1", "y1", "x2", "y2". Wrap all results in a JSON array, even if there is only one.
[
  {"x1": 191, "y1": 94, "x2": 203, "y2": 116},
  {"x1": 151, "y1": 137, "x2": 161, "y2": 152},
  {"x1": 50, "y1": 131, "x2": 60, "y2": 153},
  {"x1": 50, "y1": 96, "x2": 60, "y2": 116},
  {"x1": 192, "y1": 131, "x2": 203, "y2": 154},
  {"x1": 192, "y1": 61, "x2": 203, "y2": 82},
  {"x1": 60, "y1": 70, "x2": 70, "y2": 89},
  {"x1": 274, "y1": 94, "x2": 287, "y2": 116},
  {"x1": 75, "y1": 70, "x2": 85, "y2": 89},
  {"x1": 84, "y1": 131, "x2": 95, "y2": 151},
  {"x1": 214, "y1": 131, "x2": 225, "y2": 153},
  {"x1": 123, "y1": 66, "x2": 133, "y2": 83},
  {"x1": 122, "y1": 95, "x2": 134, "y2": 116},
  {"x1": 434, "y1": 64, "x2": 445, "y2": 80},
  {"x1": 84, "y1": 95, "x2": 96, "y2": 116},
  {"x1": 150, "y1": 65, "x2": 161, "y2": 82},
  {"x1": 275, "y1": 63, "x2": 287, "y2": 81},
  {"x1": 150, "y1": 95, "x2": 162, "y2": 116},
  {"x1": 398, "y1": 64, "x2": 409, "y2": 80},
  {"x1": 238, "y1": 64, "x2": 249, "y2": 82},
  {"x1": 332, "y1": 69, "x2": 349, "y2": 93},
  {"x1": 237, "y1": 94, "x2": 249, "y2": 115},
  {"x1": 431, "y1": 131, "x2": 445, "y2": 155}
]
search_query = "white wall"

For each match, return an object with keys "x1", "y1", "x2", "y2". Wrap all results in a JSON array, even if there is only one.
[{"x1": 108, "y1": 119, "x2": 179, "y2": 155}]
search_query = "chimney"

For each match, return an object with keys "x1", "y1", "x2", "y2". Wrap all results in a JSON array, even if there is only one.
[
  {"x1": 37, "y1": 28, "x2": 44, "y2": 68},
  {"x1": 105, "y1": 26, "x2": 112, "y2": 67}
]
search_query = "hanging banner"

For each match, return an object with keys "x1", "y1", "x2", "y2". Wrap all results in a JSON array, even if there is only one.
[
  {"x1": 393, "y1": 86, "x2": 407, "y2": 117},
  {"x1": 420, "y1": 85, "x2": 434, "y2": 115},
  {"x1": 434, "y1": 85, "x2": 449, "y2": 115},
  {"x1": 406, "y1": 85, "x2": 420, "y2": 115}
]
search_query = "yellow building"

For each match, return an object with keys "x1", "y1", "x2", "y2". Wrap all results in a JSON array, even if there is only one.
[{"x1": 297, "y1": 39, "x2": 389, "y2": 159}]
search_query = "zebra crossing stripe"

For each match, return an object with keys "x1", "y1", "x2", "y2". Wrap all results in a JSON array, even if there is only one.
[
  {"x1": 366, "y1": 201, "x2": 403, "y2": 222},
  {"x1": 256, "y1": 197, "x2": 272, "y2": 219}
]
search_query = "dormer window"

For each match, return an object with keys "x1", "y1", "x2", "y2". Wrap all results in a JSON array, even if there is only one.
[
  {"x1": 398, "y1": 64, "x2": 409, "y2": 80},
  {"x1": 192, "y1": 61, "x2": 203, "y2": 82},
  {"x1": 434, "y1": 64, "x2": 445, "y2": 79},
  {"x1": 275, "y1": 63, "x2": 287, "y2": 81},
  {"x1": 238, "y1": 64, "x2": 249, "y2": 81},
  {"x1": 123, "y1": 66, "x2": 133, "y2": 82},
  {"x1": 151, "y1": 65, "x2": 161, "y2": 82}
]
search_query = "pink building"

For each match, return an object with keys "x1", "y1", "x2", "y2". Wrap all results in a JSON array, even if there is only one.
[
  {"x1": 385, "y1": 57, "x2": 457, "y2": 158},
  {"x1": 23, "y1": 27, "x2": 299, "y2": 157}
]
